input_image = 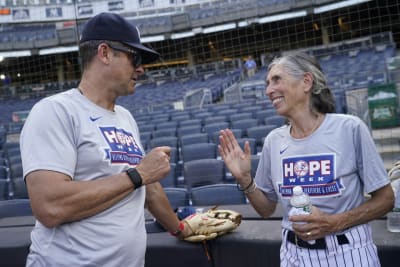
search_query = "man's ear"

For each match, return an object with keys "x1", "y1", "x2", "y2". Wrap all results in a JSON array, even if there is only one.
[{"x1": 97, "y1": 43, "x2": 111, "y2": 64}]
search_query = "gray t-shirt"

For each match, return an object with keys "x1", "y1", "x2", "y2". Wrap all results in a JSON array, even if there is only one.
[
  {"x1": 20, "y1": 89, "x2": 146, "y2": 267},
  {"x1": 255, "y1": 113, "x2": 390, "y2": 230}
]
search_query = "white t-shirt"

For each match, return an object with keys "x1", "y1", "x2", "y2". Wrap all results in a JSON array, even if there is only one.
[
  {"x1": 20, "y1": 89, "x2": 146, "y2": 267},
  {"x1": 255, "y1": 113, "x2": 390, "y2": 230}
]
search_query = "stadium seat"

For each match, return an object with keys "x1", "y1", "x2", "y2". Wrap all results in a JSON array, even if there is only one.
[
  {"x1": 181, "y1": 143, "x2": 217, "y2": 163},
  {"x1": 203, "y1": 115, "x2": 228, "y2": 125},
  {"x1": 9, "y1": 162, "x2": 23, "y2": 179},
  {"x1": 264, "y1": 115, "x2": 286, "y2": 127},
  {"x1": 149, "y1": 136, "x2": 178, "y2": 150},
  {"x1": 179, "y1": 133, "x2": 209, "y2": 147},
  {"x1": 151, "y1": 128, "x2": 177, "y2": 139},
  {"x1": 178, "y1": 119, "x2": 202, "y2": 128},
  {"x1": 177, "y1": 125, "x2": 202, "y2": 138},
  {"x1": 236, "y1": 138, "x2": 257, "y2": 155},
  {"x1": 203, "y1": 122, "x2": 230, "y2": 140},
  {"x1": 183, "y1": 158, "x2": 225, "y2": 189},
  {"x1": 240, "y1": 106, "x2": 262, "y2": 117},
  {"x1": 228, "y1": 112, "x2": 253, "y2": 124},
  {"x1": 230, "y1": 119, "x2": 258, "y2": 137},
  {"x1": 11, "y1": 177, "x2": 28, "y2": 199},
  {"x1": 0, "y1": 180, "x2": 9, "y2": 200},
  {"x1": 159, "y1": 163, "x2": 177, "y2": 188},
  {"x1": 156, "y1": 121, "x2": 178, "y2": 131},
  {"x1": 7, "y1": 155, "x2": 22, "y2": 166},
  {"x1": 164, "y1": 187, "x2": 190, "y2": 210},
  {"x1": 0, "y1": 164, "x2": 10, "y2": 180},
  {"x1": 138, "y1": 123, "x2": 156, "y2": 133},
  {"x1": 247, "y1": 125, "x2": 276, "y2": 152},
  {"x1": 190, "y1": 184, "x2": 247, "y2": 206},
  {"x1": 211, "y1": 128, "x2": 243, "y2": 144},
  {"x1": 255, "y1": 109, "x2": 276, "y2": 125},
  {"x1": 0, "y1": 199, "x2": 32, "y2": 218}
]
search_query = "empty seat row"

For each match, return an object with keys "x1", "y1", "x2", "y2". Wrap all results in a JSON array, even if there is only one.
[{"x1": 164, "y1": 183, "x2": 247, "y2": 209}]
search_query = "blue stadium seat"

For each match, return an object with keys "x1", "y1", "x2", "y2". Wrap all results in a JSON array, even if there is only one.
[
  {"x1": 11, "y1": 177, "x2": 28, "y2": 199},
  {"x1": 0, "y1": 199, "x2": 32, "y2": 218},
  {"x1": 177, "y1": 125, "x2": 202, "y2": 138},
  {"x1": 230, "y1": 119, "x2": 258, "y2": 136},
  {"x1": 247, "y1": 125, "x2": 276, "y2": 151},
  {"x1": 236, "y1": 138, "x2": 257, "y2": 155},
  {"x1": 164, "y1": 187, "x2": 190, "y2": 210},
  {"x1": 0, "y1": 180, "x2": 9, "y2": 200},
  {"x1": 179, "y1": 133, "x2": 209, "y2": 147},
  {"x1": 178, "y1": 119, "x2": 202, "y2": 128},
  {"x1": 160, "y1": 163, "x2": 177, "y2": 188},
  {"x1": 181, "y1": 143, "x2": 217, "y2": 163},
  {"x1": 190, "y1": 184, "x2": 247, "y2": 206},
  {"x1": 151, "y1": 128, "x2": 177, "y2": 139},
  {"x1": 264, "y1": 115, "x2": 286, "y2": 127},
  {"x1": 183, "y1": 158, "x2": 225, "y2": 189},
  {"x1": 149, "y1": 136, "x2": 178, "y2": 150}
]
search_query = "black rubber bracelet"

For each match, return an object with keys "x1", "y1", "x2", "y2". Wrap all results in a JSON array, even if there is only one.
[
  {"x1": 237, "y1": 177, "x2": 254, "y2": 192},
  {"x1": 126, "y1": 168, "x2": 143, "y2": 189}
]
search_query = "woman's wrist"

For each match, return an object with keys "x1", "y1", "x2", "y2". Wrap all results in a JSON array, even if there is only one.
[{"x1": 237, "y1": 176, "x2": 254, "y2": 192}]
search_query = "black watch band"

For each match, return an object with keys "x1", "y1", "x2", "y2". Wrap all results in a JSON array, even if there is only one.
[{"x1": 126, "y1": 168, "x2": 143, "y2": 189}]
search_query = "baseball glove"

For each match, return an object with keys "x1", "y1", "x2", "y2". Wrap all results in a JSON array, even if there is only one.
[{"x1": 182, "y1": 207, "x2": 242, "y2": 242}]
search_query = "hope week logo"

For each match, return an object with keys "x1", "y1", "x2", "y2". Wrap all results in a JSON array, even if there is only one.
[
  {"x1": 278, "y1": 154, "x2": 343, "y2": 197},
  {"x1": 100, "y1": 126, "x2": 143, "y2": 166}
]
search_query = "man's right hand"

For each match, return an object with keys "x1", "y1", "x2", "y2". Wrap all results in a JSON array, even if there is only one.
[{"x1": 136, "y1": 146, "x2": 171, "y2": 185}]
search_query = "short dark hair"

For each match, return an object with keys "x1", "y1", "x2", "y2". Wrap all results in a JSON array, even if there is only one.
[{"x1": 79, "y1": 40, "x2": 125, "y2": 71}]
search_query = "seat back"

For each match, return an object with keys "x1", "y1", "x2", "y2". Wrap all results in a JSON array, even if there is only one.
[
  {"x1": 160, "y1": 163, "x2": 177, "y2": 188},
  {"x1": 164, "y1": 187, "x2": 190, "y2": 210},
  {"x1": 190, "y1": 184, "x2": 247, "y2": 206},
  {"x1": 177, "y1": 125, "x2": 202, "y2": 138},
  {"x1": 149, "y1": 136, "x2": 178, "y2": 150},
  {"x1": 151, "y1": 128, "x2": 177, "y2": 139},
  {"x1": 183, "y1": 158, "x2": 225, "y2": 189},
  {"x1": 181, "y1": 143, "x2": 217, "y2": 163},
  {"x1": 0, "y1": 179, "x2": 9, "y2": 200},
  {"x1": 236, "y1": 138, "x2": 257, "y2": 155},
  {"x1": 264, "y1": 115, "x2": 286, "y2": 127},
  {"x1": 0, "y1": 199, "x2": 32, "y2": 218},
  {"x1": 179, "y1": 133, "x2": 209, "y2": 147},
  {"x1": 231, "y1": 119, "x2": 258, "y2": 136}
]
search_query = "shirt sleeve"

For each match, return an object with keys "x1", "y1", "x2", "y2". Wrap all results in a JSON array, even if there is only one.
[
  {"x1": 353, "y1": 117, "x2": 390, "y2": 193},
  {"x1": 20, "y1": 98, "x2": 77, "y2": 179},
  {"x1": 254, "y1": 134, "x2": 279, "y2": 202}
]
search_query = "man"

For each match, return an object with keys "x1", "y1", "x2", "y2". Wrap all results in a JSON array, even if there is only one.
[
  {"x1": 20, "y1": 12, "x2": 191, "y2": 267},
  {"x1": 244, "y1": 55, "x2": 257, "y2": 77}
]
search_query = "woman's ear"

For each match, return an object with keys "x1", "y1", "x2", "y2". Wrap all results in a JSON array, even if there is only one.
[{"x1": 303, "y1": 72, "x2": 314, "y2": 93}]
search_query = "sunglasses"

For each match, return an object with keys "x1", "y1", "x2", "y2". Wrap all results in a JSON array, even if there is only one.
[{"x1": 106, "y1": 43, "x2": 142, "y2": 68}]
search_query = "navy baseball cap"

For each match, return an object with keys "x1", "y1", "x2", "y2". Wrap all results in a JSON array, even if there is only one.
[{"x1": 80, "y1": 12, "x2": 160, "y2": 64}]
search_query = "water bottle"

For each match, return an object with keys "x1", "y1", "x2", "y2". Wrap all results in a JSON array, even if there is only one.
[
  {"x1": 387, "y1": 184, "x2": 400, "y2": 232},
  {"x1": 289, "y1": 186, "x2": 312, "y2": 215},
  {"x1": 288, "y1": 186, "x2": 315, "y2": 244}
]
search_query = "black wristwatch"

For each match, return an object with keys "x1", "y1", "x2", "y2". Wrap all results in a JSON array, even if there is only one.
[{"x1": 126, "y1": 168, "x2": 143, "y2": 189}]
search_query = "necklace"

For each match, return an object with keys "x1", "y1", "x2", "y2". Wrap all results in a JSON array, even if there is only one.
[{"x1": 291, "y1": 114, "x2": 324, "y2": 138}]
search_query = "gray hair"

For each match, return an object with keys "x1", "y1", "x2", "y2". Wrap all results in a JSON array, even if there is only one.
[{"x1": 268, "y1": 52, "x2": 336, "y2": 114}]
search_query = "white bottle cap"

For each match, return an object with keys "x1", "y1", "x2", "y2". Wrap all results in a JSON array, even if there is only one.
[{"x1": 292, "y1": 186, "x2": 303, "y2": 196}]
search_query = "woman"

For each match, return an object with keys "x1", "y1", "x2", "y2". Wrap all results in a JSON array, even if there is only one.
[{"x1": 219, "y1": 52, "x2": 394, "y2": 266}]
